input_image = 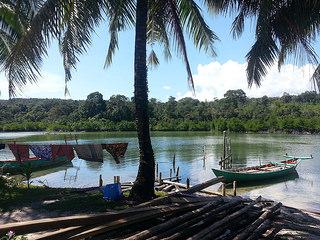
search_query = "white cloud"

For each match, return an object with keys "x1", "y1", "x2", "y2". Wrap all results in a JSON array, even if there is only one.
[
  {"x1": 163, "y1": 85, "x2": 171, "y2": 90},
  {"x1": 0, "y1": 72, "x2": 66, "y2": 99},
  {"x1": 178, "y1": 60, "x2": 316, "y2": 101}
]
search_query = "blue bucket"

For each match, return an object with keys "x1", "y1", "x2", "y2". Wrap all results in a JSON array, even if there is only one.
[{"x1": 102, "y1": 183, "x2": 122, "y2": 201}]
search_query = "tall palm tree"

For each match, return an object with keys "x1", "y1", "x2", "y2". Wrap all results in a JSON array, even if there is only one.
[
  {"x1": 208, "y1": 0, "x2": 320, "y2": 89},
  {"x1": 2, "y1": 0, "x2": 217, "y2": 200}
]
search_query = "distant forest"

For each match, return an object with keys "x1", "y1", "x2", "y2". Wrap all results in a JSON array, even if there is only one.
[{"x1": 1, "y1": 90, "x2": 320, "y2": 133}]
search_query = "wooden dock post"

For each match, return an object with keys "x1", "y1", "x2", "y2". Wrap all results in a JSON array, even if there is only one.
[
  {"x1": 116, "y1": 176, "x2": 120, "y2": 183},
  {"x1": 176, "y1": 167, "x2": 180, "y2": 181},
  {"x1": 159, "y1": 172, "x2": 162, "y2": 184},
  {"x1": 114, "y1": 176, "x2": 120, "y2": 184},
  {"x1": 173, "y1": 154, "x2": 176, "y2": 173},
  {"x1": 186, "y1": 178, "x2": 190, "y2": 189},
  {"x1": 156, "y1": 163, "x2": 159, "y2": 178},
  {"x1": 99, "y1": 175, "x2": 103, "y2": 187},
  {"x1": 233, "y1": 181, "x2": 237, "y2": 196},
  {"x1": 222, "y1": 183, "x2": 226, "y2": 196},
  {"x1": 169, "y1": 169, "x2": 172, "y2": 180}
]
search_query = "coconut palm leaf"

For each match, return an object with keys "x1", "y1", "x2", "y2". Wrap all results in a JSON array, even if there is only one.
[{"x1": 104, "y1": 0, "x2": 135, "y2": 68}]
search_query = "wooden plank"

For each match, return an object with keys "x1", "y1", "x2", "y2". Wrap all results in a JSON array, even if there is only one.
[
  {"x1": 163, "y1": 180, "x2": 222, "y2": 196},
  {"x1": 67, "y1": 203, "x2": 205, "y2": 240},
  {"x1": 33, "y1": 227, "x2": 86, "y2": 240},
  {"x1": 125, "y1": 199, "x2": 224, "y2": 240},
  {"x1": 233, "y1": 202, "x2": 282, "y2": 240},
  {"x1": 187, "y1": 196, "x2": 262, "y2": 240},
  {"x1": 149, "y1": 198, "x2": 243, "y2": 240},
  {"x1": 0, "y1": 205, "x2": 181, "y2": 235},
  {"x1": 246, "y1": 219, "x2": 272, "y2": 240},
  {"x1": 184, "y1": 177, "x2": 224, "y2": 194}
]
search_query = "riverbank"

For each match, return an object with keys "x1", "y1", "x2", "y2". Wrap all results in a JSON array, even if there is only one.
[{"x1": 1, "y1": 179, "x2": 320, "y2": 240}]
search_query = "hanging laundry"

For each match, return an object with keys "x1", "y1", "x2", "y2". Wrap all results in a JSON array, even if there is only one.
[
  {"x1": 0, "y1": 143, "x2": 5, "y2": 150},
  {"x1": 8, "y1": 144, "x2": 30, "y2": 161},
  {"x1": 51, "y1": 145, "x2": 75, "y2": 161},
  {"x1": 102, "y1": 143, "x2": 128, "y2": 164},
  {"x1": 74, "y1": 144, "x2": 103, "y2": 162},
  {"x1": 30, "y1": 145, "x2": 52, "y2": 160}
]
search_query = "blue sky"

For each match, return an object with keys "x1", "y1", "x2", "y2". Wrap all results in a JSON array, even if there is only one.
[{"x1": 0, "y1": 11, "x2": 317, "y2": 101}]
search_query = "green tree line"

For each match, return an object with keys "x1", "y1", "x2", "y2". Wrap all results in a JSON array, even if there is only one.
[{"x1": 1, "y1": 90, "x2": 320, "y2": 133}]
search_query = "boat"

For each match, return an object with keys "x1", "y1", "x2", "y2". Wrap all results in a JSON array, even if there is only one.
[
  {"x1": 0, "y1": 143, "x2": 75, "y2": 175},
  {"x1": 0, "y1": 156, "x2": 70, "y2": 175},
  {"x1": 212, "y1": 159, "x2": 299, "y2": 183},
  {"x1": 283, "y1": 154, "x2": 313, "y2": 159}
]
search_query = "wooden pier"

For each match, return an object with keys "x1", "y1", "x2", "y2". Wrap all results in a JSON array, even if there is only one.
[{"x1": 1, "y1": 177, "x2": 319, "y2": 240}]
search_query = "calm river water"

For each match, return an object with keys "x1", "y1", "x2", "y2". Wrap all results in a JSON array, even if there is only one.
[{"x1": 0, "y1": 131, "x2": 319, "y2": 211}]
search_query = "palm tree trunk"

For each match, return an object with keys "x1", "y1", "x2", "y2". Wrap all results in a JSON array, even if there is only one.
[{"x1": 130, "y1": 0, "x2": 155, "y2": 201}]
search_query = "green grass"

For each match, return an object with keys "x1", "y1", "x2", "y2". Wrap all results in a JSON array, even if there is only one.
[
  {"x1": 0, "y1": 185, "x2": 129, "y2": 213},
  {"x1": 1, "y1": 181, "x2": 167, "y2": 214}
]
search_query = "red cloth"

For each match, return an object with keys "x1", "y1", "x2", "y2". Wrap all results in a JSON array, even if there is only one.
[
  {"x1": 8, "y1": 144, "x2": 30, "y2": 161},
  {"x1": 51, "y1": 145, "x2": 75, "y2": 161}
]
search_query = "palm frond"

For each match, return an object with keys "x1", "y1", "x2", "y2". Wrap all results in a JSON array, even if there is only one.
[
  {"x1": 104, "y1": 0, "x2": 135, "y2": 68},
  {"x1": 147, "y1": 0, "x2": 172, "y2": 61},
  {"x1": 4, "y1": 0, "x2": 64, "y2": 98},
  {"x1": 178, "y1": 0, "x2": 218, "y2": 56},
  {"x1": 60, "y1": 0, "x2": 104, "y2": 95},
  {"x1": 147, "y1": 49, "x2": 159, "y2": 68},
  {"x1": 167, "y1": 0, "x2": 194, "y2": 92},
  {"x1": 311, "y1": 65, "x2": 320, "y2": 92}
]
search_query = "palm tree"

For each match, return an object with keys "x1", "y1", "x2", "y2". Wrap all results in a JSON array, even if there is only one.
[
  {"x1": 209, "y1": 0, "x2": 320, "y2": 89},
  {"x1": 2, "y1": 0, "x2": 217, "y2": 200}
]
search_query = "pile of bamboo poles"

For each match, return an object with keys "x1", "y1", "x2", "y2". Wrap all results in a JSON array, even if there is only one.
[{"x1": 1, "y1": 177, "x2": 319, "y2": 240}]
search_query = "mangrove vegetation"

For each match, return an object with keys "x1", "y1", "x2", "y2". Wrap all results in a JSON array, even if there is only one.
[{"x1": 2, "y1": 89, "x2": 320, "y2": 134}]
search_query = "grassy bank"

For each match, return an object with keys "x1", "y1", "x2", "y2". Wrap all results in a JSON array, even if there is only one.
[{"x1": 0, "y1": 181, "x2": 129, "y2": 213}]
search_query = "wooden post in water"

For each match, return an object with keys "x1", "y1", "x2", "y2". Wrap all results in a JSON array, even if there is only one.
[
  {"x1": 186, "y1": 178, "x2": 190, "y2": 189},
  {"x1": 233, "y1": 181, "x2": 237, "y2": 196},
  {"x1": 169, "y1": 169, "x2": 172, "y2": 181},
  {"x1": 173, "y1": 154, "x2": 176, "y2": 173},
  {"x1": 222, "y1": 183, "x2": 226, "y2": 196},
  {"x1": 114, "y1": 176, "x2": 117, "y2": 183},
  {"x1": 156, "y1": 163, "x2": 159, "y2": 179},
  {"x1": 116, "y1": 176, "x2": 120, "y2": 183},
  {"x1": 99, "y1": 175, "x2": 103, "y2": 187},
  {"x1": 159, "y1": 172, "x2": 162, "y2": 184},
  {"x1": 223, "y1": 131, "x2": 226, "y2": 162},
  {"x1": 203, "y1": 146, "x2": 206, "y2": 168},
  {"x1": 176, "y1": 166, "x2": 180, "y2": 181}
]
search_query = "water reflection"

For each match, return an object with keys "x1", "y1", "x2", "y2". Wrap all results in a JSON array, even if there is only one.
[{"x1": 0, "y1": 131, "x2": 319, "y2": 211}]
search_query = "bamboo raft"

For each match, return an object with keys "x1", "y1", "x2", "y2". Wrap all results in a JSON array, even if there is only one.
[{"x1": 1, "y1": 177, "x2": 319, "y2": 240}]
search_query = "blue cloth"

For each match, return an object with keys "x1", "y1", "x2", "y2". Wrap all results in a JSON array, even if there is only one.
[
  {"x1": 30, "y1": 145, "x2": 52, "y2": 160},
  {"x1": 103, "y1": 183, "x2": 122, "y2": 201}
]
